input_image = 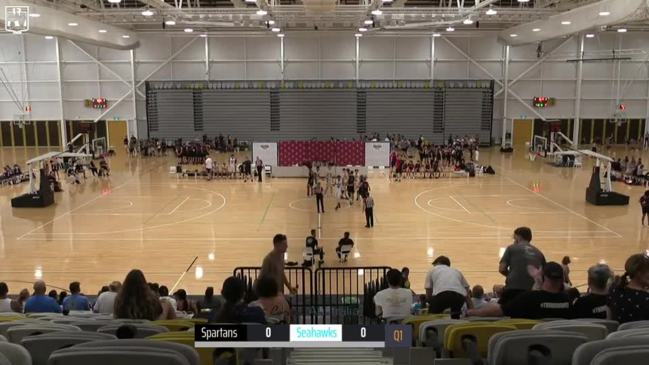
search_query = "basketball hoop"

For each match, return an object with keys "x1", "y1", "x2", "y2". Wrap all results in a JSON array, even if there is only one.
[{"x1": 12, "y1": 113, "x2": 31, "y2": 129}]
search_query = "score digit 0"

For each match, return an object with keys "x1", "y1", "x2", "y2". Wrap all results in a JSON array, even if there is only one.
[
  {"x1": 360, "y1": 327, "x2": 366, "y2": 338},
  {"x1": 265, "y1": 327, "x2": 271, "y2": 338}
]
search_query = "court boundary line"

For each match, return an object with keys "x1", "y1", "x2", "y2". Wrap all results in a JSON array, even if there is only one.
[
  {"x1": 165, "y1": 196, "x2": 190, "y2": 215},
  {"x1": 505, "y1": 176, "x2": 623, "y2": 238},
  {"x1": 449, "y1": 195, "x2": 471, "y2": 214}
]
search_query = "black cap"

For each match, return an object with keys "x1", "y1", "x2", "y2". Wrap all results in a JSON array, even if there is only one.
[{"x1": 543, "y1": 262, "x2": 564, "y2": 281}]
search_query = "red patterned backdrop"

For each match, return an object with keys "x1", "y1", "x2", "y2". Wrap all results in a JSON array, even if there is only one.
[{"x1": 278, "y1": 141, "x2": 364, "y2": 166}]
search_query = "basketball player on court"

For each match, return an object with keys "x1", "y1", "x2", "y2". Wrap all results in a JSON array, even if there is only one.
[
  {"x1": 228, "y1": 155, "x2": 237, "y2": 179},
  {"x1": 641, "y1": 190, "x2": 649, "y2": 226},
  {"x1": 205, "y1": 155, "x2": 213, "y2": 181},
  {"x1": 255, "y1": 157, "x2": 263, "y2": 182}
]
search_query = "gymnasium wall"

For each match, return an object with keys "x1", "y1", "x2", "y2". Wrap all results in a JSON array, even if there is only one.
[{"x1": 1, "y1": 31, "x2": 648, "y2": 143}]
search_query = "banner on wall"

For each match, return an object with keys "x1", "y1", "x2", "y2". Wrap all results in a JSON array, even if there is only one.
[
  {"x1": 252, "y1": 142, "x2": 278, "y2": 167},
  {"x1": 365, "y1": 142, "x2": 390, "y2": 167}
]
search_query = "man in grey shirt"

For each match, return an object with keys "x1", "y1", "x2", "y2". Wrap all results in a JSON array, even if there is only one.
[{"x1": 498, "y1": 227, "x2": 546, "y2": 305}]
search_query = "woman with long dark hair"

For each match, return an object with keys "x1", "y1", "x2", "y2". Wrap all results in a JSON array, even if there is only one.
[
  {"x1": 114, "y1": 269, "x2": 175, "y2": 320},
  {"x1": 210, "y1": 276, "x2": 264, "y2": 324},
  {"x1": 608, "y1": 254, "x2": 649, "y2": 323}
]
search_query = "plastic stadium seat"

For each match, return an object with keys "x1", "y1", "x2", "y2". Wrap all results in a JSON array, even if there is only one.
[
  {"x1": 494, "y1": 319, "x2": 540, "y2": 330},
  {"x1": 465, "y1": 316, "x2": 508, "y2": 322},
  {"x1": 0, "y1": 352, "x2": 9, "y2": 365},
  {"x1": 48, "y1": 347, "x2": 190, "y2": 365},
  {"x1": 0, "y1": 342, "x2": 31, "y2": 365},
  {"x1": 572, "y1": 337, "x2": 649, "y2": 365},
  {"x1": 402, "y1": 314, "x2": 448, "y2": 342},
  {"x1": 73, "y1": 339, "x2": 200, "y2": 365},
  {"x1": 590, "y1": 345, "x2": 649, "y2": 365},
  {"x1": 21, "y1": 331, "x2": 116, "y2": 365},
  {"x1": 419, "y1": 319, "x2": 467, "y2": 355},
  {"x1": 97, "y1": 324, "x2": 169, "y2": 338},
  {"x1": 574, "y1": 319, "x2": 619, "y2": 333},
  {"x1": 618, "y1": 320, "x2": 649, "y2": 331},
  {"x1": 533, "y1": 320, "x2": 608, "y2": 341},
  {"x1": 0, "y1": 320, "x2": 45, "y2": 337},
  {"x1": 443, "y1": 323, "x2": 517, "y2": 359},
  {"x1": 25, "y1": 313, "x2": 63, "y2": 320},
  {"x1": 7, "y1": 324, "x2": 82, "y2": 343},
  {"x1": 488, "y1": 329, "x2": 588, "y2": 365},
  {"x1": 148, "y1": 331, "x2": 214, "y2": 365},
  {"x1": 153, "y1": 320, "x2": 195, "y2": 331},
  {"x1": 606, "y1": 327, "x2": 649, "y2": 339},
  {"x1": 0, "y1": 313, "x2": 24, "y2": 321}
]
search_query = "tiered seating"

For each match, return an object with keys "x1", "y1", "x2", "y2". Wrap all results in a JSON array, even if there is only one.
[{"x1": 288, "y1": 348, "x2": 393, "y2": 364}]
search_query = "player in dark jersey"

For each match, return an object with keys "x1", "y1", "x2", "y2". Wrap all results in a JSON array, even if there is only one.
[{"x1": 641, "y1": 190, "x2": 649, "y2": 226}]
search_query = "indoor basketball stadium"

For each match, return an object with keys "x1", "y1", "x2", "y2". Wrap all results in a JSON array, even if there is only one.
[{"x1": 1, "y1": 0, "x2": 649, "y2": 364}]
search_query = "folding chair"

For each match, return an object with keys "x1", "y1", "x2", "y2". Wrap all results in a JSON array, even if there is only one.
[
  {"x1": 338, "y1": 244, "x2": 353, "y2": 263},
  {"x1": 303, "y1": 246, "x2": 315, "y2": 266}
]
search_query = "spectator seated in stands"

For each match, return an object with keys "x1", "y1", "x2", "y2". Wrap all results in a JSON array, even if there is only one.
[
  {"x1": 573, "y1": 264, "x2": 612, "y2": 319},
  {"x1": 251, "y1": 275, "x2": 291, "y2": 324},
  {"x1": 425, "y1": 255, "x2": 472, "y2": 319},
  {"x1": 373, "y1": 269, "x2": 413, "y2": 323},
  {"x1": 196, "y1": 286, "x2": 222, "y2": 319},
  {"x1": 158, "y1": 285, "x2": 177, "y2": 310},
  {"x1": 24, "y1": 280, "x2": 61, "y2": 314},
  {"x1": 471, "y1": 285, "x2": 489, "y2": 309},
  {"x1": 62, "y1": 281, "x2": 90, "y2": 311},
  {"x1": 93, "y1": 280, "x2": 120, "y2": 314},
  {"x1": 467, "y1": 262, "x2": 573, "y2": 319},
  {"x1": 607, "y1": 253, "x2": 649, "y2": 323},
  {"x1": 174, "y1": 289, "x2": 197, "y2": 315},
  {"x1": 209, "y1": 276, "x2": 265, "y2": 324},
  {"x1": 113, "y1": 269, "x2": 176, "y2": 320},
  {"x1": 0, "y1": 282, "x2": 12, "y2": 312}
]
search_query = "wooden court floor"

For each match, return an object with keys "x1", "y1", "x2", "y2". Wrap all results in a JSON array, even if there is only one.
[{"x1": 1, "y1": 146, "x2": 648, "y2": 295}]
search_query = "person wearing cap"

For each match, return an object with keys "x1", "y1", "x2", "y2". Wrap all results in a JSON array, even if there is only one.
[
  {"x1": 498, "y1": 227, "x2": 546, "y2": 306},
  {"x1": 467, "y1": 262, "x2": 573, "y2": 319},
  {"x1": 573, "y1": 264, "x2": 612, "y2": 319}
]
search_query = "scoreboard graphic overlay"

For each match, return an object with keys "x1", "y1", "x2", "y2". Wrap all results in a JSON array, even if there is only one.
[{"x1": 195, "y1": 324, "x2": 412, "y2": 348}]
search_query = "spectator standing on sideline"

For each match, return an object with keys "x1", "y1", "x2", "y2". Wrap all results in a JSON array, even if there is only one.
[
  {"x1": 260, "y1": 234, "x2": 298, "y2": 295},
  {"x1": 364, "y1": 193, "x2": 374, "y2": 228},
  {"x1": 94, "y1": 281, "x2": 121, "y2": 314},
  {"x1": 608, "y1": 253, "x2": 649, "y2": 323},
  {"x1": 24, "y1": 280, "x2": 61, "y2": 313},
  {"x1": 255, "y1": 157, "x2": 263, "y2": 182},
  {"x1": 425, "y1": 256, "x2": 472, "y2": 319},
  {"x1": 498, "y1": 227, "x2": 546, "y2": 305},
  {"x1": 62, "y1": 281, "x2": 90, "y2": 311},
  {"x1": 374, "y1": 269, "x2": 413, "y2": 323},
  {"x1": 336, "y1": 232, "x2": 354, "y2": 261},
  {"x1": 205, "y1": 155, "x2": 213, "y2": 180},
  {"x1": 562, "y1": 256, "x2": 572, "y2": 287},
  {"x1": 573, "y1": 264, "x2": 612, "y2": 319},
  {"x1": 641, "y1": 190, "x2": 649, "y2": 226},
  {"x1": 314, "y1": 181, "x2": 325, "y2": 213}
]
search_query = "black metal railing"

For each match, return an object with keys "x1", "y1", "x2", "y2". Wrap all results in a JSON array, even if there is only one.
[{"x1": 233, "y1": 266, "x2": 391, "y2": 324}]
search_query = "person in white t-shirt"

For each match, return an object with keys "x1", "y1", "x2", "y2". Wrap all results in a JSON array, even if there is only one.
[
  {"x1": 0, "y1": 282, "x2": 14, "y2": 312},
  {"x1": 93, "y1": 281, "x2": 121, "y2": 314},
  {"x1": 374, "y1": 269, "x2": 413, "y2": 323},
  {"x1": 205, "y1": 155, "x2": 213, "y2": 181},
  {"x1": 424, "y1": 256, "x2": 472, "y2": 318}
]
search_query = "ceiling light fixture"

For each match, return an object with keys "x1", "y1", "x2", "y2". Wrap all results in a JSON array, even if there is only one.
[
  {"x1": 256, "y1": 9, "x2": 267, "y2": 16},
  {"x1": 29, "y1": 13, "x2": 40, "y2": 18},
  {"x1": 108, "y1": 0, "x2": 121, "y2": 3},
  {"x1": 184, "y1": 28, "x2": 194, "y2": 32},
  {"x1": 44, "y1": 35, "x2": 53, "y2": 40},
  {"x1": 382, "y1": 0, "x2": 393, "y2": 2},
  {"x1": 510, "y1": 34, "x2": 518, "y2": 37},
  {"x1": 271, "y1": 27, "x2": 281, "y2": 32},
  {"x1": 371, "y1": 9, "x2": 382, "y2": 16},
  {"x1": 485, "y1": 8, "x2": 497, "y2": 15},
  {"x1": 268, "y1": 20, "x2": 275, "y2": 25},
  {"x1": 517, "y1": 0, "x2": 530, "y2": 2},
  {"x1": 355, "y1": 33, "x2": 363, "y2": 37},
  {"x1": 199, "y1": 34, "x2": 207, "y2": 38},
  {"x1": 586, "y1": 33, "x2": 595, "y2": 38},
  {"x1": 277, "y1": 33, "x2": 285, "y2": 38},
  {"x1": 364, "y1": 19, "x2": 373, "y2": 25},
  {"x1": 532, "y1": 28, "x2": 541, "y2": 32},
  {"x1": 98, "y1": 29, "x2": 107, "y2": 33},
  {"x1": 433, "y1": 33, "x2": 441, "y2": 37},
  {"x1": 68, "y1": 22, "x2": 78, "y2": 26},
  {"x1": 561, "y1": 21, "x2": 571, "y2": 25},
  {"x1": 358, "y1": 27, "x2": 368, "y2": 32},
  {"x1": 122, "y1": 34, "x2": 130, "y2": 38},
  {"x1": 141, "y1": 9, "x2": 154, "y2": 16},
  {"x1": 446, "y1": 26, "x2": 455, "y2": 32},
  {"x1": 617, "y1": 28, "x2": 627, "y2": 32},
  {"x1": 165, "y1": 20, "x2": 176, "y2": 25},
  {"x1": 244, "y1": 0, "x2": 256, "y2": 2},
  {"x1": 599, "y1": 11, "x2": 610, "y2": 16},
  {"x1": 463, "y1": 18, "x2": 473, "y2": 25}
]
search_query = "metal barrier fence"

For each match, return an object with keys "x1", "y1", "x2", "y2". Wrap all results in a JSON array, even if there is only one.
[{"x1": 233, "y1": 266, "x2": 391, "y2": 324}]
